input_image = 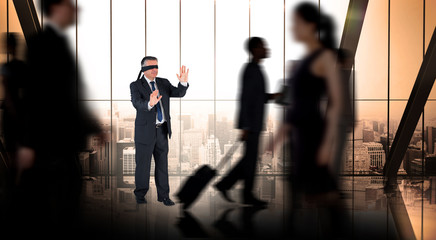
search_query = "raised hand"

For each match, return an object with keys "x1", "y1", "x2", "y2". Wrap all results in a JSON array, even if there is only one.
[
  {"x1": 149, "y1": 90, "x2": 162, "y2": 107},
  {"x1": 176, "y1": 65, "x2": 189, "y2": 83}
]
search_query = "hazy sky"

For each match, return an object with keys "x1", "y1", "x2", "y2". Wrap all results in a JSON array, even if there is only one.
[{"x1": 1, "y1": 0, "x2": 436, "y2": 124}]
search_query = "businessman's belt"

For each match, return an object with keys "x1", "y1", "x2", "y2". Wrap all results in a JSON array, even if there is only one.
[
  {"x1": 156, "y1": 122, "x2": 167, "y2": 128},
  {"x1": 142, "y1": 65, "x2": 158, "y2": 72}
]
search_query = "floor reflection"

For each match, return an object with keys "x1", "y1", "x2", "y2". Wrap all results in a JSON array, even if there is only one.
[
  {"x1": 78, "y1": 175, "x2": 436, "y2": 239},
  {"x1": 177, "y1": 211, "x2": 209, "y2": 238}
]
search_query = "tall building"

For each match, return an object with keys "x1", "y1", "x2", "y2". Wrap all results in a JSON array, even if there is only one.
[
  {"x1": 85, "y1": 118, "x2": 111, "y2": 175},
  {"x1": 198, "y1": 144, "x2": 206, "y2": 166},
  {"x1": 92, "y1": 140, "x2": 110, "y2": 175},
  {"x1": 354, "y1": 120, "x2": 363, "y2": 140},
  {"x1": 207, "y1": 114, "x2": 215, "y2": 137},
  {"x1": 180, "y1": 114, "x2": 192, "y2": 131},
  {"x1": 181, "y1": 145, "x2": 192, "y2": 172},
  {"x1": 118, "y1": 126, "x2": 125, "y2": 141},
  {"x1": 390, "y1": 120, "x2": 399, "y2": 137},
  {"x1": 124, "y1": 127, "x2": 134, "y2": 139},
  {"x1": 434, "y1": 142, "x2": 436, "y2": 155},
  {"x1": 345, "y1": 140, "x2": 371, "y2": 173},
  {"x1": 182, "y1": 128, "x2": 204, "y2": 168},
  {"x1": 168, "y1": 118, "x2": 180, "y2": 173},
  {"x1": 430, "y1": 177, "x2": 436, "y2": 205},
  {"x1": 363, "y1": 129, "x2": 375, "y2": 142},
  {"x1": 410, "y1": 131, "x2": 422, "y2": 146},
  {"x1": 215, "y1": 117, "x2": 233, "y2": 152},
  {"x1": 89, "y1": 151, "x2": 98, "y2": 176},
  {"x1": 379, "y1": 123, "x2": 385, "y2": 134},
  {"x1": 204, "y1": 135, "x2": 221, "y2": 166},
  {"x1": 122, "y1": 147, "x2": 135, "y2": 175},
  {"x1": 260, "y1": 177, "x2": 276, "y2": 200},
  {"x1": 118, "y1": 117, "x2": 135, "y2": 141},
  {"x1": 116, "y1": 139, "x2": 135, "y2": 186},
  {"x1": 363, "y1": 142, "x2": 386, "y2": 170},
  {"x1": 373, "y1": 121, "x2": 379, "y2": 132},
  {"x1": 403, "y1": 146, "x2": 422, "y2": 175},
  {"x1": 79, "y1": 152, "x2": 90, "y2": 175},
  {"x1": 259, "y1": 131, "x2": 274, "y2": 168},
  {"x1": 425, "y1": 155, "x2": 436, "y2": 175},
  {"x1": 425, "y1": 126, "x2": 436, "y2": 154},
  {"x1": 380, "y1": 135, "x2": 392, "y2": 158}
]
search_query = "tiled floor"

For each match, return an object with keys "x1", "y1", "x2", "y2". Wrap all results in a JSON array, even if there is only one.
[{"x1": 78, "y1": 175, "x2": 436, "y2": 239}]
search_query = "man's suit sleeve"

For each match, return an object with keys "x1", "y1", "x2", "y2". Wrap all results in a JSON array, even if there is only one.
[
  {"x1": 20, "y1": 36, "x2": 42, "y2": 148},
  {"x1": 265, "y1": 93, "x2": 275, "y2": 103},
  {"x1": 239, "y1": 69, "x2": 255, "y2": 130},
  {"x1": 166, "y1": 79, "x2": 189, "y2": 97},
  {"x1": 130, "y1": 82, "x2": 152, "y2": 111}
]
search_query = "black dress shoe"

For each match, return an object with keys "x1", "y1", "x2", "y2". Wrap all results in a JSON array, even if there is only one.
[
  {"x1": 158, "y1": 197, "x2": 175, "y2": 206},
  {"x1": 214, "y1": 184, "x2": 234, "y2": 203},
  {"x1": 243, "y1": 196, "x2": 267, "y2": 206},
  {"x1": 136, "y1": 196, "x2": 147, "y2": 204}
]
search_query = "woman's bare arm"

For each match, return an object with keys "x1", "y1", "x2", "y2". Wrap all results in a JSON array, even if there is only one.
[{"x1": 314, "y1": 50, "x2": 344, "y2": 166}]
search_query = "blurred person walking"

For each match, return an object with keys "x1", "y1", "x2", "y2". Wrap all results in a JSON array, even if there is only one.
[
  {"x1": 269, "y1": 2, "x2": 349, "y2": 239},
  {"x1": 0, "y1": 32, "x2": 28, "y2": 234},
  {"x1": 7, "y1": 0, "x2": 102, "y2": 237},
  {"x1": 1, "y1": 33, "x2": 27, "y2": 168},
  {"x1": 215, "y1": 37, "x2": 279, "y2": 206}
]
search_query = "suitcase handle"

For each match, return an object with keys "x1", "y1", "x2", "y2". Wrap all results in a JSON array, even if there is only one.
[{"x1": 215, "y1": 141, "x2": 241, "y2": 170}]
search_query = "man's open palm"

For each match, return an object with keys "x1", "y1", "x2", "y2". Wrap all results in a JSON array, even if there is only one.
[
  {"x1": 176, "y1": 65, "x2": 189, "y2": 83},
  {"x1": 149, "y1": 90, "x2": 162, "y2": 107}
]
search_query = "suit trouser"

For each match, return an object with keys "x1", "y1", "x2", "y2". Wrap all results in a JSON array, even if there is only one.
[
  {"x1": 217, "y1": 131, "x2": 260, "y2": 197},
  {"x1": 134, "y1": 124, "x2": 170, "y2": 200}
]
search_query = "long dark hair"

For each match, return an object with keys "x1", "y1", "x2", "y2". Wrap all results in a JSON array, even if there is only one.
[{"x1": 294, "y1": 2, "x2": 336, "y2": 50}]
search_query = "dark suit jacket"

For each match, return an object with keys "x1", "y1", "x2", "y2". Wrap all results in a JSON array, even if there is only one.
[
  {"x1": 1, "y1": 59, "x2": 28, "y2": 152},
  {"x1": 24, "y1": 25, "x2": 101, "y2": 158},
  {"x1": 130, "y1": 76, "x2": 188, "y2": 144},
  {"x1": 237, "y1": 62, "x2": 273, "y2": 132}
]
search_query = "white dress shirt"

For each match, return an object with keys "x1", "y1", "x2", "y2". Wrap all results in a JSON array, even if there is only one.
[{"x1": 144, "y1": 76, "x2": 188, "y2": 124}]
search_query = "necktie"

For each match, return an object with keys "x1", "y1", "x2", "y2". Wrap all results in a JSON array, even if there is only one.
[{"x1": 150, "y1": 81, "x2": 163, "y2": 122}]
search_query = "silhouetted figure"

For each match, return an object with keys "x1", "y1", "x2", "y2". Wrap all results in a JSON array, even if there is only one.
[
  {"x1": 7, "y1": 0, "x2": 102, "y2": 238},
  {"x1": 130, "y1": 56, "x2": 189, "y2": 206},
  {"x1": 268, "y1": 2, "x2": 349, "y2": 239},
  {"x1": 1, "y1": 33, "x2": 27, "y2": 167},
  {"x1": 284, "y1": 3, "x2": 347, "y2": 239},
  {"x1": 0, "y1": 32, "x2": 28, "y2": 235},
  {"x1": 215, "y1": 37, "x2": 277, "y2": 206}
]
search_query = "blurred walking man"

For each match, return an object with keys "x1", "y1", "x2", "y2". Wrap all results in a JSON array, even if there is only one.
[
  {"x1": 215, "y1": 37, "x2": 278, "y2": 206},
  {"x1": 9, "y1": 0, "x2": 103, "y2": 238}
]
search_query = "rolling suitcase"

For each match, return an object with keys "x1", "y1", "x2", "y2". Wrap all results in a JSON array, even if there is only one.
[{"x1": 176, "y1": 141, "x2": 240, "y2": 209}]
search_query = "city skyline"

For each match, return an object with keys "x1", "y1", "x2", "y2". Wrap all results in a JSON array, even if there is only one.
[{"x1": 80, "y1": 99, "x2": 436, "y2": 182}]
